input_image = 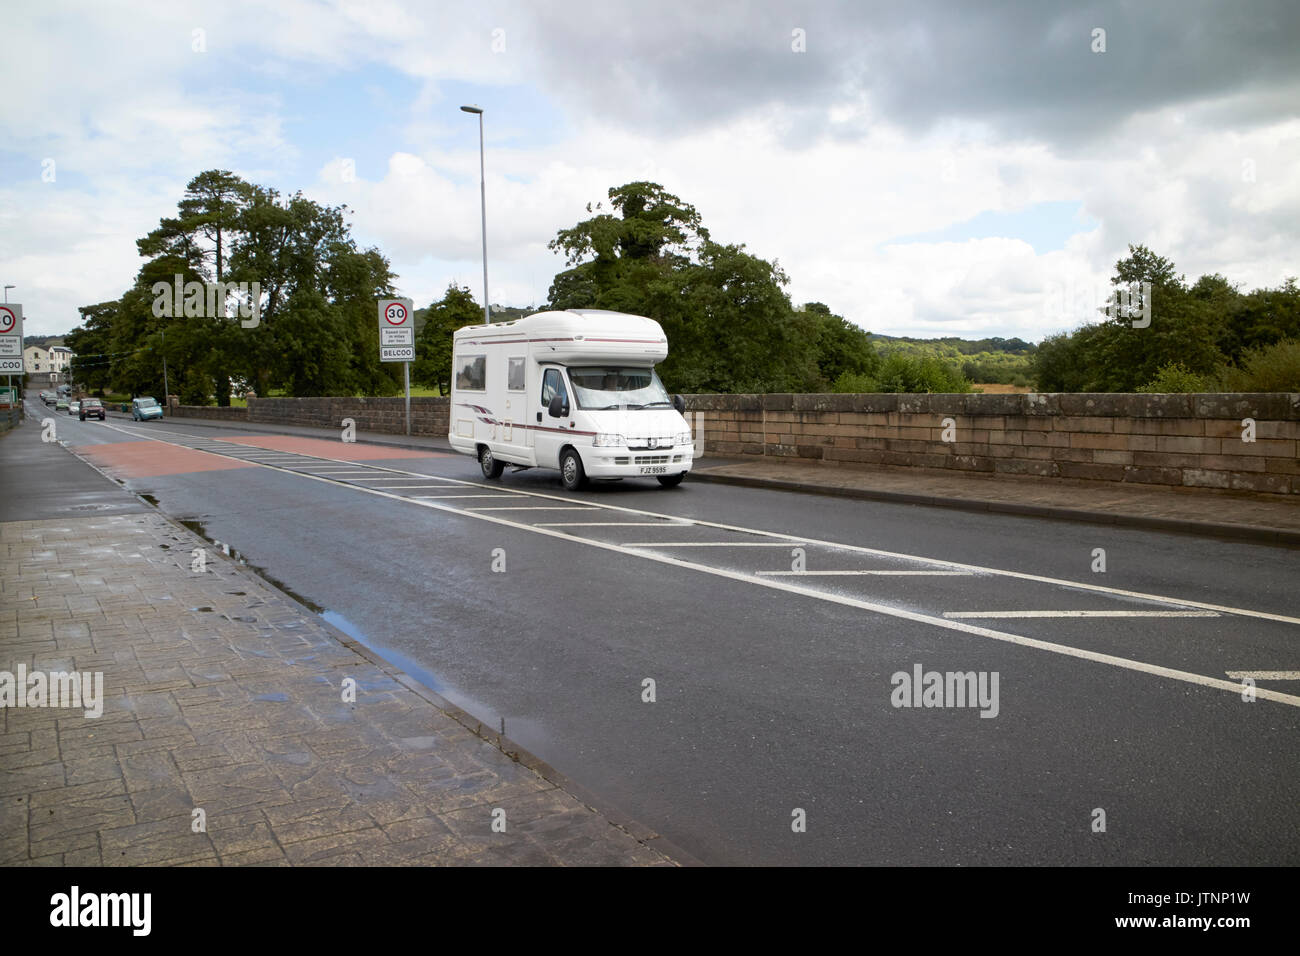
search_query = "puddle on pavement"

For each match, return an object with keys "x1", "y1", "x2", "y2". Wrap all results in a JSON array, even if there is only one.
[
  {"x1": 320, "y1": 610, "x2": 446, "y2": 697},
  {"x1": 319, "y1": 609, "x2": 544, "y2": 752},
  {"x1": 174, "y1": 517, "x2": 324, "y2": 612},
  {"x1": 142, "y1": 500, "x2": 526, "y2": 752}
]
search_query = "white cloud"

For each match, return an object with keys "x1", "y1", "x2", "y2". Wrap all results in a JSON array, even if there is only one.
[{"x1": 3, "y1": 0, "x2": 1297, "y2": 343}]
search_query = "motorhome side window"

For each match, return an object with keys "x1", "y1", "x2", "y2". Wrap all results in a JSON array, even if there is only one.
[
  {"x1": 507, "y1": 356, "x2": 526, "y2": 391},
  {"x1": 541, "y1": 368, "x2": 567, "y2": 406},
  {"x1": 455, "y1": 354, "x2": 486, "y2": 391}
]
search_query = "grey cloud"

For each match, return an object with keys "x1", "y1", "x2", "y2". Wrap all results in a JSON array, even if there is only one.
[{"x1": 520, "y1": 0, "x2": 1300, "y2": 146}]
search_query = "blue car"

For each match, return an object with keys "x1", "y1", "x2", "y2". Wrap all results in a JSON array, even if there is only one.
[{"x1": 131, "y1": 397, "x2": 164, "y2": 421}]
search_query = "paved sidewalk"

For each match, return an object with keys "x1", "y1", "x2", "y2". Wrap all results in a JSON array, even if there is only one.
[
  {"x1": 690, "y1": 457, "x2": 1300, "y2": 545},
  {"x1": 0, "y1": 505, "x2": 679, "y2": 866}
]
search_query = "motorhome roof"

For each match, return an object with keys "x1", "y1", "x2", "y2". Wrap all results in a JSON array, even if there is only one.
[
  {"x1": 453, "y1": 309, "x2": 662, "y2": 338},
  {"x1": 452, "y1": 309, "x2": 669, "y2": 363}
]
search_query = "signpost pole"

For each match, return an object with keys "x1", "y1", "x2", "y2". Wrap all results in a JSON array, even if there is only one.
[{"x1": 377, "y1": 298, "x2": 415, "y2": 435}]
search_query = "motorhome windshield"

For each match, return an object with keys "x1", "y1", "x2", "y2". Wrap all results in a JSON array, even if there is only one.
[{"x1": 568, "y1": 366, "x2": 672, "y2": 410}]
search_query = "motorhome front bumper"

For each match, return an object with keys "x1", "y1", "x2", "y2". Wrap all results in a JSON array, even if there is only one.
[{"x1": 583, "y1": 446, "x2": 694, "y2": 478}]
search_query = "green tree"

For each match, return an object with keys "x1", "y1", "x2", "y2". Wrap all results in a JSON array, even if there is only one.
[
  {"x1": 226, "y1": 187, "x2": 363, "y2": 396},
  {"x1": 548, "y1": 182, "x2": 835, "y2": 393},
  {"x1": 64, "y1": 301, "x2": 118, "y2": 394},
  {"x1": 1218, "y1": 278, "x2": 1300, "y2": 361},
  {"x1": 650, "y1": 241, "x2": 811, "y2": 393},
  {"x1": 1034, "y1": 246, "x2": 1232, "y2": 391},
  {"x1": 795, "y1": 303, "x2": 879, "y2": 390},
  {"x1": 78, "y1": 169, "x2": 399, "y2": 403},
  {"x1": 268, "y1": 288, "x2": 351, "y2": 396},
  {"x1": 547, "y1": 181, "x2": 710, "y2": 317},
  {"x1": 137, "y1": 171, "x2": 255, "y2": 404},
  {"x1": 412, "y1": 285, "x2": 483, "y2": 394}
]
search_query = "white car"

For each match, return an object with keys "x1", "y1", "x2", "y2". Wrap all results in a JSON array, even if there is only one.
[{"x1": 68, "y1": 401, "x2": 80, "y2": 416}]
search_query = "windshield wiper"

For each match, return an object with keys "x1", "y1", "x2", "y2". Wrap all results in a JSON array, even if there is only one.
[{"x1": 638, "y1": 401, "x2": 674, "y2": 407}]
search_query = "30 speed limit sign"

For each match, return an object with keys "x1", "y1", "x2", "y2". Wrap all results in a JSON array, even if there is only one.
[
  {"x1": 0, "y1": 303, "x2": 23, "y2": 374},
  {"x1": 377, "y1": 298, "x2": 413, "y2": 363}
]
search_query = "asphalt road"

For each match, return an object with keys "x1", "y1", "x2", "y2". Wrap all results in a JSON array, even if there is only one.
[{"x1": 16, "y1": 399, "x2": 1300, "y2": 865}]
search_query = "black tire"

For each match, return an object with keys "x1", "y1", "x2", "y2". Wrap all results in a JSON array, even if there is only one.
[
  {"x1": 479, "y1": 445, "x2": 505, "y2": 479},
  {"x1": 657, "y1": 472, "x2": 686, "y2": 488},
  {"x1": 559, "y1": 447, "x2": 587, "y2": 491}
]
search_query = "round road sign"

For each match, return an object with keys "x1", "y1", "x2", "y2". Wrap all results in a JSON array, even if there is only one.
[
  {"x1": 0, "y1": 306, "x2": 16, "y2": 334},
  {"x1": 384, "y1": 302, "x2": 408, "y2": 325}
]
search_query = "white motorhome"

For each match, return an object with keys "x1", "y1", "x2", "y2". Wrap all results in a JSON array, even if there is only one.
[{"x1": 448, "y1": 309, "x2": 693, "y2": 490}]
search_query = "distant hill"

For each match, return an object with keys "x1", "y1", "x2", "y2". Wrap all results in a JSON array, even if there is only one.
[
  {"x1": 867, "y1": 333, "x2": 1036, "y2": 355},
  {"x1": 23, "y1": 335, "x2": 66, "y2": 348},
  {"x1": 867, "y1": 334, "x2": 1037, "y2": 387}
]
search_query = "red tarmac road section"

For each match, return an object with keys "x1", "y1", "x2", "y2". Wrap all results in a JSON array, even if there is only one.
[
  {"x1": 74, "y1": 435, "x2": 445, "y2": 479},
  {"x1": 73, "y1": 442, "x2": 257, "y2": 479},
  {"x1": 220, "y1": 435, "x2": 449, "y2": 460}
]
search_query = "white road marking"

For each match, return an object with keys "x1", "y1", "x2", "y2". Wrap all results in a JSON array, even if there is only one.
[
  {"x1": 1224, "y1": 670, "x2": 1300, "y2": 680},
  {"x1": 466, "y1": 506, "x2": 600, "y2": 511},
  {"x1": 352, "y1": 484, "x2": 476, "y2": 489},
  {"x1": 944, "y1": 610, "x2": 1221, "y2": 619},
  {"x1": 410, "y1": 494, "x2": 530, "y2": 499},
  {"x1": 537, "y1": 522, "x2": 697, "y2": 527},
  {"x1": 623, "y1": 541, "x2": 808, "y2": 548},
  {"x1": 759, "y1": 570, "x2": 975, "y2": 576},
  {"x1": 94, "y1": 420, "x2": 1300, "y2": 711}
]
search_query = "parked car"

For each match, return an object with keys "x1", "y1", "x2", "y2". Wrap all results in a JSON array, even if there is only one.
[
  {"x1": 68, "y1": 401, "x2": 80, "y2": 416},
  {"x1": 131, "y1": 397, "x2": 164, "y2": 421},
  {"x1": 79, "y1": 398, "x2": 106, "y2": 421},
  {"x1": 40, "y1": 391, "x2": 54, "y2": 405},
  {"x1": 55, "y1": 396, "x2": 69, "y2": 411}
]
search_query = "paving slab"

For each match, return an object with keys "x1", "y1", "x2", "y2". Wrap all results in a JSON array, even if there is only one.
[{"x1": 690, "y1": 456, "x2": 1300, "y2": 546}]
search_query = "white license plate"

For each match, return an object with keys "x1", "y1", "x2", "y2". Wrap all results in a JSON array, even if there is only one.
[{"x1": 639, "y1": 466, "x2": 667, "y2": 475}]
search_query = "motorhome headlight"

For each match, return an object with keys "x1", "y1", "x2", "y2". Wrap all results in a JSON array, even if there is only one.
[
  {"x1": 593, "y1": 433, "x2": 626, "y2": 448},
  {"x1": 677, "y1": 430, "x2": 693, "y2": 445}
]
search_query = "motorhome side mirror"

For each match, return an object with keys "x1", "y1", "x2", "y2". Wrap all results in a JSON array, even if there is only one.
[
  {"x1": 673, "y1": 394, "x2": 686, "y2": 414},
  {"x1": 548, "y1": 393, "x2": 568, "y2": 418}
]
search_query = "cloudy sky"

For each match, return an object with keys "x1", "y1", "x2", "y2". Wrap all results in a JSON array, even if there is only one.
[{"x1": 2, "y1": 0, "x2": 1297, "y2": 340}]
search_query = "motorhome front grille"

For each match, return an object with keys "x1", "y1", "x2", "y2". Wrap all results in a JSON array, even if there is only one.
[
  {"x1": 635, "y1": 455, "x2": 670, "y2": 465},
  {"x1": 627, "y1": 439, "x2": 674, "y2": 450},
  {"x1": 613, "y1": 457, "x2": 630, "y2": 465}
]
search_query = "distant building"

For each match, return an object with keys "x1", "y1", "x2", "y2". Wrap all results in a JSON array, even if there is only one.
[{"x1": 23, "y1": 345, "x2": 75, "y2": 381}]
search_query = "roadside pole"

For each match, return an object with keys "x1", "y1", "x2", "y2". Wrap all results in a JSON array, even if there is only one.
[
  {"x1": 161, "y1": 326, "x2": 170, "y2": 416},
  {"x1": 377, "y1": 298, "x2": 415, "y2": 436}
]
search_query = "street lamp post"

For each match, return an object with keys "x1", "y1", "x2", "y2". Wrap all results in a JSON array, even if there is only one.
[
  {"x1": 460, "y1": 105, "x2": 490, "y2": 324},
  {"x1": 161, "y1": 327, "x2": 170, "y2": 416},
  {"x1": 3, "y1": 285, "x2": 13, "y2": 303}
]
